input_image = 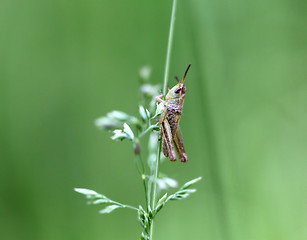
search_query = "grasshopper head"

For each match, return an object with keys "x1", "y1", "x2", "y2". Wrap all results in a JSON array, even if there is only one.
[
  {"x1": 166, "y1": 64, "x2": 190, "y2": 100},
  {"x1": 174, "y1": 82, "x2": 186, "y2": 95}
]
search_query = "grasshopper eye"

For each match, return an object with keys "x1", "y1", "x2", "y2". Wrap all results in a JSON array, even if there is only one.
[{"x1": 175, "y1": 87, "x2": 181, "y2": 94}]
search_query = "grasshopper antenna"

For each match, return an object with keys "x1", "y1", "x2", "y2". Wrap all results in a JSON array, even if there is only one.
[
  {"x1": 182, "y1": 64, "x2": 191, "y2": 84},
  {"x1": 174, "y1": 76, "x2": 180, "y2": 84}
]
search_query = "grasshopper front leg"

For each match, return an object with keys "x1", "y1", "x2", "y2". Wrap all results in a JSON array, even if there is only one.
[{"x1": 155, "y1": 93, "x2": 166, "y2": 105}]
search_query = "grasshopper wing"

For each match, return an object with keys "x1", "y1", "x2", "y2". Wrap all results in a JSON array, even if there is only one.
[
  {"x1": 174, "y1": 126, "x2": 188, "y2": 162},
  {"x1": 161, "y1": 119, "x2": 177, "y2": 161}
]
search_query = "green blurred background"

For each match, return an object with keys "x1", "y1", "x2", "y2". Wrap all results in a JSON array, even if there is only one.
[{"x1": 1, "y1": 0, "x2": 306, "y2": 239}]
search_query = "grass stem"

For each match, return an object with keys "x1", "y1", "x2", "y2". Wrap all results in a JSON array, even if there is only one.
[
  {"x1": 162, "y1": 0, "x2": 177, "y2": 95},
  {"x1": 150, "y1": 0, "x2": 177, "y2": 239}
]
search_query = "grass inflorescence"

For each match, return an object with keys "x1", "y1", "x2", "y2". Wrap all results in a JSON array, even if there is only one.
[{"x1": 74, "y1": 1, "x2": 201, "y2": 239}]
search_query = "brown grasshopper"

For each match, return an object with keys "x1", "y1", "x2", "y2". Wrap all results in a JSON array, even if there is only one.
[{"x1": 155, "y1": 64, "x2": 191, "y2": 162}]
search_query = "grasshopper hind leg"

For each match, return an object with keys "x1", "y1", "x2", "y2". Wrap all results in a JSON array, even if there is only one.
[
  {"x1": 174, "y1": 126, "x2": 188, "y2": 162},
  {"x1": 161, "y1": 120, "x2": 177, "y2": 161},
  {"x1": 162, "y1": 138, "x2": 169, "y2": 157}
]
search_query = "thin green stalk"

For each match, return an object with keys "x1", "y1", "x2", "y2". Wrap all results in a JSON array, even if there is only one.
[
  {"x1": 149, "y1": 142, "x2": 162, "y2": 239},
  {"x1": 150, "y1": 0, "x2": 177, "y2": 239},
  {"x1": 162, "y1": 0, "x2": 177, "y2": 96},
  {"x1": 133, "y1": 149, "x2": 149, "y2": 212},
  {"x1": 139, "y1": 124, "x2": 158, "y2": 138},
  {"x1": 133, "y1": 148, "x2": 144, "y2": 176},
  {"x1": 151, "y1": 144, "x2": 162, "y2": 210},
  {"x1": 111, "y1": 201, "x2": 139, "y2": 211},
  {"x1": 139, "y1": 154, "x2": 149, "y2": 211},
  {"x1": 143, "y1": 175, "x2": 149, "y2": 211}
]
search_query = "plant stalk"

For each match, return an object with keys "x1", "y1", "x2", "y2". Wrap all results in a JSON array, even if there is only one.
[
  {"x1": 162, "y1": 0, "x2": 177, "y2": 96},
  {"x1": 149, "y1": 0, "x2": 177, "y2": 239}
]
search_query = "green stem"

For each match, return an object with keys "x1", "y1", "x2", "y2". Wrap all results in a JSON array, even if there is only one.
[
  {"x1": 162, "y1": 0, "x2": 177, "y2": 96},
  {"x1": 139, "y1": 124, "x2": 158, "y2": 138},
  {"x1": 133, "y1": 150, "x2": 149, "y2": 212},
  {"x1": 120, "y1": 204, "x2": 139, "y2": 211},
  {"x1": 151, "y1": 143, "x2": 162, "y2": 209},
  {"x1": 150, "y1": 0, "x2": 177, "y2": 239},
  {"x1": 139, "y1": 154, "x2": 149, "y2": 211},
  {"x1": 149, "y1": 142, "x2": 162, "y2": 239},
  {"x1": 110, "y1": 200, "x2": 139, "y2": 211}
]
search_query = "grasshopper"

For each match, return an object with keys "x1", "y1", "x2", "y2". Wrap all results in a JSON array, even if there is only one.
[{"x1": 155, "y1": 64, "x2": 191, "y2": 162}]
